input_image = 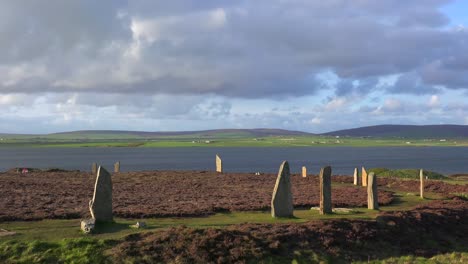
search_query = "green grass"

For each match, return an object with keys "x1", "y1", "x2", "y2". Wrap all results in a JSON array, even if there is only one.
[
  {"x1": 0, "y1": 238, "x2": 111, "y2": 264},
  {"x1": 0, "y1": 185, "x2": 464, "y2": 263},
  {"x1": 354, "y1": 252, "x2": 468, "y2": 263},
  {"x1": 0, "y1": 192, "x2": 434, "y2": 243},
  {"x1": 0, "y1": 192, "x2": 459, "y2": 263},
  {"x1": 0, "y1": 210, "x2": 369, "y2": 243},
  {"x1": 1, "y1": 238, "x2": 465, "y2": 264},
  {"x1": 370, "y1": 168, "x2": 447, "y2": 179},
  {"x1": 1, "y1": 135, "x2": 468, "y2": 148}
]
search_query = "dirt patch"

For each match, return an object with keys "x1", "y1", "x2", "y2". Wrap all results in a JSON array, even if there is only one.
[
  {"x1": 113, "y1": 199, "x2": 468, "y2": 263},
  {"x1": 0, "y1": 170, "x2": 392, "y2": 221}
]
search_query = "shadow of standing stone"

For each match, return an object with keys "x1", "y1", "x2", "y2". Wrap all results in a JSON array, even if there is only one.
[
  {"x1": 89, "y1": 166, "x2": 113, "y2": 222},
  {"x1": 320, "y1": 166, "x2": 332, "y2": 215},
  {"x1": 271, "y1": 161, "x2": 293, "y2": 218},
  {"x1": 367, "y1": 172, "x2": 379, "y2": 210},
  {"x1": 91, "y1": 162, "x2": 97, "y2": 175}
]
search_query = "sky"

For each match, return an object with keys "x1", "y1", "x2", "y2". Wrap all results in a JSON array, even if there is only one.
[{"x1": 0, "y1": 0, "x2": 467, "y2": 134}]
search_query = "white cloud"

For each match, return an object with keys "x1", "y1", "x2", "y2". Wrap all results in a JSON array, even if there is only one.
[
  {"x1": 0, "y1": 1, "x2": 467, "y2": 133},
  {"x1": 428, "y1": 95, "x2": 440, "y2": 107},
  {"x1": 209, "y1": 8, "x2": 227, "y2": 28},
  {"x1": 325, "y1": 97, "x2": 347, "y2": 111},
  {"x1": 383, "y1": 98, "x2": 401, "y2": 110},
  {"x1": 309, "y1": 117, "x2": 322, "y2": 124}
]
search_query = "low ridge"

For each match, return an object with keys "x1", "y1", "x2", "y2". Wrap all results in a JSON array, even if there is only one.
[{"x1": 324, "y1": 124, "x2": 468, "y2": 138}]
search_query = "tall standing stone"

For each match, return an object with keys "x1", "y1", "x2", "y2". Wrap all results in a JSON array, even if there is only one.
[
  {"x1": 91, "y1": 163, "x2": 97, "y2": 175},
  {"x1": 367, "y1": 172, "x2": 378, "y2": 210},
  {"x1": 420, "y1": 169, "x2": 424, "y2": 199},
  {"x1": 319, "y1": 166, "x2": 332, "y2": 214},
  {"x1": 89, "y1": 166, "x2": 113, "y2": 222},
  {"x1": 114, "y1": 161, "x2": 120, "y2": 173},
  {"x1": 302, "y1": 166, "x2": 307, "y2": 178},
  {"x1": 271, "y1": 161, "x2": 294, "y2": 218},
  {"x1": 362, "y1": 166, "x2": 368, "y2": 187},
  {"x1": 353, "y1": 167, "x2": 359, "y2": 185},
  {"x1": 216, "y1": 154, "x2": 223, "y2": 173}
]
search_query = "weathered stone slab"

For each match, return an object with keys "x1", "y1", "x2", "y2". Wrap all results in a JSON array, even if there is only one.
[
  {"x1": 114, "y1": 161, "x2": 120, "y2": 173},
  {"x1": 89, "y1": 166, "x2": 113, "y2": 222},
  {"x1": 271, "y1": 161, "x2": 294, "y2": 218},
  {"x1": 302, "y1": 166, "x2": 307, "y2": 178},
  {"x1": 367, "y1": 172, "x2": 378, "y2": 210},
  {"x1": 80, "y1": 218, "x2": 95, "y2": 234},
  {"x1": 91, "y1": 162, "x2": 97, "y2": 175},
  {"x1": 216, "y1": 154, "x2": 222, "y2": 173},
  {"x1": 353, "y1": 167, "x2": 359, "y2": 185},
  {"x1": 420, "y1": 169, "x2": 424, "y2": 198},
  {"x1": 362, "y1": 166, "x2": 368, "y2": 187},
  {"x1": 319, "y1": 166, "x2": 332, "y2": 214}
]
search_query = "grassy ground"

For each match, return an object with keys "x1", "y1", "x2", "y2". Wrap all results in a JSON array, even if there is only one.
[
  {"x1": 369, "y1": 168, "x2": 447, "y2": 179},
  {"x1": 0, "y1": 191, "x2": 433, "y2": 243},
  {"x1": 0, "y1": 180, "x2": 465, "y2": 263},
  {"x1": 1, "y1": 135, "x2": 468, "y2": 148},
  {"x1": 0, "y1": 194, "x2": 461, "y2": 263}
]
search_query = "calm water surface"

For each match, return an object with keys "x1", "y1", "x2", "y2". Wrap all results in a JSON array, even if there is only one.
[{"x1": 0, "y1": 147, "x2": 467, "y2": 175}]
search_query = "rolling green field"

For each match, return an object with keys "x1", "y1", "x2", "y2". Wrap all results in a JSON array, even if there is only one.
[{"x1": 1, "y1": 134, "x2": 467, "y2": 148}]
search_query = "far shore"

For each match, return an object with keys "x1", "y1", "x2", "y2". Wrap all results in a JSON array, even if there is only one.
[{"x1": 1, "y1": 137, "x2": 468, "y2": 148}]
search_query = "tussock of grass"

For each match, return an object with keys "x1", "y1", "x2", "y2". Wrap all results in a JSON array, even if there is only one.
[{"x1": 0, "y1": 238, "x2": 111, "y2": 264}]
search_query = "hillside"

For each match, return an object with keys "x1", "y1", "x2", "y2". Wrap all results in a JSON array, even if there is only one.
[
  {"x1": 324, "y1": 125, "x2": 468, "y2": 138},
  {"x1": 45, "y1": 128, "x2": 313, "y2": 139}
]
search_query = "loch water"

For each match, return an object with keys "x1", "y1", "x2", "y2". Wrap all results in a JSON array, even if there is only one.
[{"x1": 1, "y1": 146, "x2": 467, "y2": 175}]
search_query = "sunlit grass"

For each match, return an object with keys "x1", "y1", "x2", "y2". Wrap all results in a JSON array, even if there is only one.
[{"x1": 2, "y1": 135, "x2": 467, "y2": 148}]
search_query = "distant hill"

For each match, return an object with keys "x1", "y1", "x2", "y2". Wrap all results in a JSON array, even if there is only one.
[
  {"x1": 48, "y1": 128, "x2": 313, "y2": 139},
  {"x1": 324, "y1": 125, "x2": 468, "y2": 138},
  {"x1": 3, "y1": 125, "x2": 468, "y2": 140}
]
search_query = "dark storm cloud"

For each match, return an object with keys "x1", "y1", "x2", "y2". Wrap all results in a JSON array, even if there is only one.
[
  {"x1": 0, "y1": 0, "x2": 130, "y2": 63},
  {"x1": 0, "y1": 0, "x2": 467, "y2": 98},
  {"x1": 387, "y1": 73, "x2": 440, "y2": 94}
]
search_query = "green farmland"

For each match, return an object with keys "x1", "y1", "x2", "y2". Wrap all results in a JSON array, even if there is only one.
[{"x1": 1, "y1": 133, "x2": 467, "y2": 148}]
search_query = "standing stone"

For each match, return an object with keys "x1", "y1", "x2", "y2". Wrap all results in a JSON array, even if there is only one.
[
  {"x1": 216, "y1": 154, "x2": 223, "y2": 173},
  {"x1": 114, "y1": 161, "x2": 120, "y2": 173},
  {"x1": 367, "y1": 172, "x2": 378, "y2": 210},
  {"x1": 91, "y1": 163, "x2": 97, "y2": 175},
  {"x1": 302, "y1": 166, "x2": 307, "y2": 178},
  {"x1": 319, "y1": 166, "x2": 332, "y2": 214},
  {"x1": 420, "y1": 169, "x2": 424, "y2": 199},
  {"x1": 362, "y1": 166, "x2": 368, "y2": 187},
  {"x1": 89, "y1": 166, "x2": 113, "y2": 222},
  {"x1": 271, "y1": 161, "x2": 294, "y2": 218},
  {"x1": 353, "y1": 167, "x2": 359, "y2": 185}
]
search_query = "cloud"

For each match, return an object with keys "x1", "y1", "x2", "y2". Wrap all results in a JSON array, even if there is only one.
[
  {"x1": 0, "y1": 0, "x2": 467, "y2": 133},
  {"x1": 386, "y1": 72, "x2": 440, "y2": 94},
  {"x1": 1, "y1": 0, "x2": 467, "y2": 99},
  {"x1": 428, "y1": 95, "x2": 440, "y2": 107}
]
